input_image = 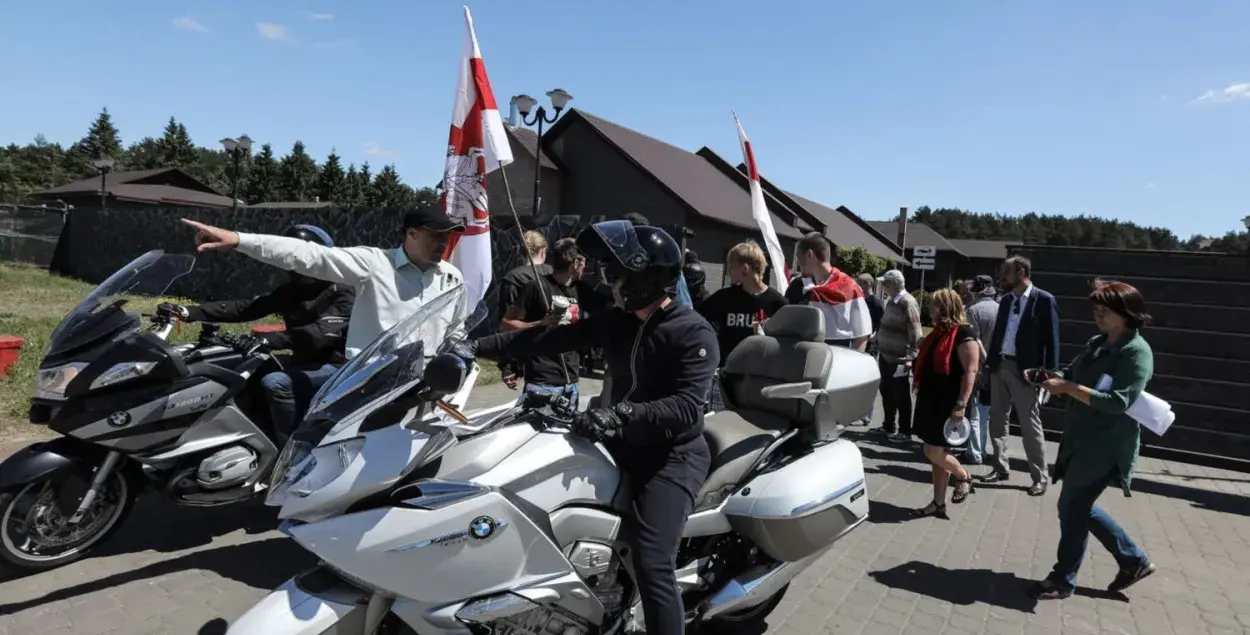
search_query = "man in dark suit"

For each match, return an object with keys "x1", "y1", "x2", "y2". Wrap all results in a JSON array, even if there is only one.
[{"x1": 982, "y1": 255, "x2": 1060, "y2": 496}]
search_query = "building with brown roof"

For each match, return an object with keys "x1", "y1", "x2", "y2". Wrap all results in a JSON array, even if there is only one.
[{"x1": 31, "y1": 168, "x2": 236, "y2": 210}]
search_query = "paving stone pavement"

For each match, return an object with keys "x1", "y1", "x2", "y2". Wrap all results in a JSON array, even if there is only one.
[{"x1": 2, "y1": 385, "x2": 1249, "y2": 634}]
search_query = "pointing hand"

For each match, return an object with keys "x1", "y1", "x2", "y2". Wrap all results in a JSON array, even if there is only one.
[{"x1": 181, "y1": 218, "x2": 240, "y2": 253}]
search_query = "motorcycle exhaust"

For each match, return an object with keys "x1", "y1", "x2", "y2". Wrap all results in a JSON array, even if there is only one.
[{"x1": 699, "y1": 551, "x2": 823, "y2": 620}]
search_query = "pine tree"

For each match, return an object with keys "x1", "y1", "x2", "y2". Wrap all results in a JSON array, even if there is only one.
[
  {"x1": 278, "y1": 141, "x2": 320, "y2": 201},
  {"x1": 157, "y1": 117, "x2": 198, "y2": 169},
  {"x1": 318, "y1": 150, "x2": 346, "y2": 204},
  {"x1": 370, "y1": 165, "x2": 412, "y2": 209},
  {"x1": 342, "y1": 164, "x2": 363, "y2": 207},
  {"x1": 245, "y1": 144, "x2": 279, "y2": 203},
  {"x1": 412, "y1": 186, "x2": 438, "y2": 208},
  {"x1": 125, "y1": 137, "x2": 163, "y2": 170},
  {"x1": 64, "y1": 108, "x2": 126, "y2": 178},
  {"x1": 359, "y1": 162, "x2": 374, "y2": 206}
]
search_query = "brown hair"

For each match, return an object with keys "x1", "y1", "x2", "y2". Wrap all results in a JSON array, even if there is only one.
[
  {"x1": 1089, "y1": 279, "x2": 1151, "y2": 329},
  {"x1": 796, "y1": 232, "x2": 832, "y2": 264},
  {"x1": 1003, "y1": 255, "x2": 1032, "y2": 278},
  {"x1": 928, "y1": 288, "x2": 968, "y2": 330},
  {"x1": 728, "y1": 242, "x2": 767, "y2": 282},
  {"x1": 522, "y1": 230, "x2": 548, "y2": 258},
  {"x1": 550, "y1": 238, "x2": 584, "y2": 272}
]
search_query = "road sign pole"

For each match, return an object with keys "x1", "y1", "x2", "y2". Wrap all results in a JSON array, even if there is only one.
[{"x1": 919, "y1": 270, "x2": 926, "y2": 296}]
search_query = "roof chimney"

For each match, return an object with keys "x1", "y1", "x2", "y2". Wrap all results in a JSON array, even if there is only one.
[{"x1": 896, "y1": 207, "x2": 908, "y2": 251}]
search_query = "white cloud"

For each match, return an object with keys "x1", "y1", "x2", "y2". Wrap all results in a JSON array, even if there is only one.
[
  {"x1": 1192, "y1": 82, "x2": 1250, "y2": 104},
  {"x1": 362, "y1": 141, "x2": 398, "y2": 158},
  {"x1": 173, "y1": 16, "x2": 209, "y2": 32},
  {"x1": 256, "y1": 22, "x2": 291, "y2": 41},
  {"x1": 309, "y1": 12, "x2": 335, "y2": 21}
]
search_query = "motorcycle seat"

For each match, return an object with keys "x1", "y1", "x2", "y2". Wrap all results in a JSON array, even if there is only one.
[{"x1": 693, "y1": 411, "x2": 777, "y2": 511}]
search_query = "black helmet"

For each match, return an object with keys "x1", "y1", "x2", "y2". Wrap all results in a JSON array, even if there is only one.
[
  {"x1": 283, "y1": 224, "x2": 334, "y2": 247},
  {"x1": 683, "y1": 260, "x2": 707, "y2": 292},
  {"x1": 576, "y1": 220, "x2": 682, "y2": 312}
]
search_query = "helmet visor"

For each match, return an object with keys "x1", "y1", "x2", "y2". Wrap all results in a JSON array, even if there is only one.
[{"x1": 579, "y1": 220, "x2": 649, "y2": 272}]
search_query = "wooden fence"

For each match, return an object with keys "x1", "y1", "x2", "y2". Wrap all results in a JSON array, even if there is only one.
[{"x1": 1013, "y1": 245, "x2": 1250, "y2": 472}]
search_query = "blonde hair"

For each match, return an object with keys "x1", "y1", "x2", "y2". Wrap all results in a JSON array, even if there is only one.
[
  {"x1": 928, "y1": 288, "x2": 968, "y2": 330},
  {"x1": 728, "y1": 242, "x2": 767, "y2": 283},
  {"x1": 522, "y1": 230, "x2": 548, "y2": 258}
]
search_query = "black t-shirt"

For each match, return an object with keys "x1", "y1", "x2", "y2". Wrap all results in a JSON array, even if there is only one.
[
  {"x1": 865, "y1": 294, "x2": 884, "y2": 333},
  {"x1": 498, "y1": 263, "x2": 553, "y2": 320},
  {"x1": 697, "y1": 285, "x2": 787, "y2": 365},
  {"x1": 513, "y1": 274, "x2": 582, "y2": 386}
]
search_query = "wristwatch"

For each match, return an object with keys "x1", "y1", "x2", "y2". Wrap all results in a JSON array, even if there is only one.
[
  {"x1": 954, "y1": 402, "x2": 967, "y2": 410},
  {"x1": 613, "y1": 402, "x2": 634, "y2": 420}
]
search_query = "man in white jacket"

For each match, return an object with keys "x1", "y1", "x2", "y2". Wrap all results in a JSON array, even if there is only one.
[{"x1": 181, "y1": 205, "x2": 469, "y2": 361}]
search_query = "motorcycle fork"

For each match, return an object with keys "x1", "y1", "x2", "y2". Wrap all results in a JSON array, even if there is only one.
[
  {"x1": 67, "y1": 451, "x2": 122, "y2": 524},
  {"x1": 363, "y1": 592, "x2": 394, "y2": 634}
]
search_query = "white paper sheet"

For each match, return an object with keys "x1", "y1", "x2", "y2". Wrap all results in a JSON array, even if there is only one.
[
  {"x1": 1127, "y1": 391, "x2": 1174, "y2": 436},
  {"x1": 1096, "y1": 374, "x2": 1113, "y2": 391}
]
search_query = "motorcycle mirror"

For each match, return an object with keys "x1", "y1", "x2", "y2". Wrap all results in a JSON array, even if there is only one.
[{"x1": 423, "y1": 353, "x2": 467, "y2": 395}]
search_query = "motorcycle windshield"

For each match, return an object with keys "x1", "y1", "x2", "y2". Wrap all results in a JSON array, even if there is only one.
[
  {"x1": 304, "y1": 286, "x2": 469, "y2": 426},
  {"x1": 46, "y1": 250, "x2": 195, "y2": 357}
]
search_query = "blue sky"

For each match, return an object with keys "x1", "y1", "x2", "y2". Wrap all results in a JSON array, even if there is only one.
[{"x1": 2, "y1": 1, "x2": 1247, "y2": 238}]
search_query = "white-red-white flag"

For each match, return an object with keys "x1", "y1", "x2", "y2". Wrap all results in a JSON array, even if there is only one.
[
  {"x1": 441, "y1": 6, "x2": 513, "y2": 314},
  {"x1": 734, "y1": 111, "x2": 789, "y2": 291}
]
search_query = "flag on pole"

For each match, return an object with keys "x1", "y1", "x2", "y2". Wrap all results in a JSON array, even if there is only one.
[
  {"x1": 733, "y1": 111, "x2": 789, "y2": 291},
  {"x1": 441, "y1": 6, "x2": 513, "y2": 313}
]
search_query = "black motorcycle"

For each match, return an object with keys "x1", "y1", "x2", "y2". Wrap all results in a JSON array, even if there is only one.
[{"x1": 0, "y1": 251, "x2": 291, "y2": 572}]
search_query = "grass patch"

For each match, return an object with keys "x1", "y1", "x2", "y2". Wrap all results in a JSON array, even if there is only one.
[{"x1": 0, "y1": 264, "x2": 499, "y2": 441}]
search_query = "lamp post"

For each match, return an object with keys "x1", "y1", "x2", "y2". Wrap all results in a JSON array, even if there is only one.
[
  {"x1": 510, "y1": 89, "x2": 572, "y2": 218},
  {"x1": 219, "y1": 135, "x2": 253, "y2": 212},
  {"x1": 1242, "y1": 215, "x2": 1249, "y2": 231},
  {"x1": 92, "y1": 156, "x2": 115, "y2": 210}
]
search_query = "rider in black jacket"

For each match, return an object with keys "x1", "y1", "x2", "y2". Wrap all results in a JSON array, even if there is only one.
[
  {"x1": 474, "y1": 220, "x2": 717, "y2": 635},
  {"x1": 163, "y1": 225, "x2": 355, "y2": 442}
]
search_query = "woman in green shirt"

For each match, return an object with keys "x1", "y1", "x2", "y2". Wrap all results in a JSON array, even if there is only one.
[{"x1": 1029, "y1": 280, "x2": 1155, "y2": 600}]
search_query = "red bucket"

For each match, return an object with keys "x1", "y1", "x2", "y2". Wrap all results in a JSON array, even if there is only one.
[{"x1": 0, "y1": 336, "x2": 23, "y2": 377}]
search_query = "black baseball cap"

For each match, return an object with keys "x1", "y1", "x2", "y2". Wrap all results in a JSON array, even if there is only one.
[
  {"x1": 968, "y1": 275, "x2": 996, "y2": 295},
  {"x1": 403, "y1": 204, "x2": 464, "y2": 233}
]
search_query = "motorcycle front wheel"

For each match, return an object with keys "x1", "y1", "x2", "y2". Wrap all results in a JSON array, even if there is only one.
[{"x1": 0, "y1": 469, "x2": 135, "y2": 572}]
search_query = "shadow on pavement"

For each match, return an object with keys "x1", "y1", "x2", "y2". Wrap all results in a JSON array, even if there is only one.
[
  {"x1": 870, "y1": 561, "x2": 1041, "y2": 613},
  {"x1": 1129, "y1": 477, "x2": 1250, "y2": 517},
  {"x1": 199, "y1": 618, "x2": 229, "y2": 635},
  {"x1": 96, "y1": 494, "x2": 280, "y2": 558},
  {"x1": 0, "y1": 537, "x2": 312, "y2": 615},
  {"x1": 868, "y1": 500, "x2": 919, "y2": 524},
  {"x1": 866, "y1": 463, "x2": 934, "y2": 485}
]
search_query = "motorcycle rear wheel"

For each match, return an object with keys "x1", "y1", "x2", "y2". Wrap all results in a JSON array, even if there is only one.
[{"x1": 0, "y1": 470, "x2": 135, "y2": 572}]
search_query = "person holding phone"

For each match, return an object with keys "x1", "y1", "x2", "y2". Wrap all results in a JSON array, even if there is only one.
[{"x1": 1028, "y1": 280, "x2": 1155, "y2": 600}]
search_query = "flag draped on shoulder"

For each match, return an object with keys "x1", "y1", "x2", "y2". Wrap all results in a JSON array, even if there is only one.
[
  {"x1": 803, "y1": 269, "x2": 873, "y2": 341},
  {"x1": 734, "y1": 111, "x2": 789, "y2": 291},
  {"x1": 441, "y1": 6, "x2": 513, "y2": 314}
]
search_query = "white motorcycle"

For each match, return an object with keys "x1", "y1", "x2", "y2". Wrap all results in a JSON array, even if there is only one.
[{"x1": 228, "y1": 289, "x2": 879, "y2": 635}]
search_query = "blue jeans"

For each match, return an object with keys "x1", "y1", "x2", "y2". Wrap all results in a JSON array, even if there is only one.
[
  {"x1": 967, "y1": 401, "x2": 992, "y2": 463},
  {"x1": 261, "y1": 364, "x2": 339, "y2": 443},
  {"x1": 524, "y1": 381, "x2": 579, "y2": 406},
  {"x1": 1048, "y1": 475, "x2": 1147, "y2": 590}
]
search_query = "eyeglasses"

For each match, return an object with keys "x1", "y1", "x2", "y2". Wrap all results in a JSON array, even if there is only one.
[{"x1": 1012, "y1": 298, "x2": 1022, "y2": 315}]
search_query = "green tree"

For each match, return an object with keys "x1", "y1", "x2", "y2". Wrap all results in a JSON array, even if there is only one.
[
  {"x1": 342, "y1": 164, "x2": 365, "y2": 208},
  {"x1": 12, "y1": 136, "x2": 69, "y2": 198},
  {"x1": 64, "y1": 108, "x2": 125, "y2": 179},
  {"x1": 835, "y1": 245, "x2": 890, "y2": 278},
  {"x1": 245, "y1": 144, "x2": 280, "y2": 203},
  {"x1": 370, "y1": 164, "x2": 412, "y2": 208},
  {"x1": 412, "y1": 186, "x2": 439, "y2": 208},
  {"x1": 125, "y1": 137, "x2": 163, "y2": 170},
  {"x1": 359, "y1": 162, "x2": 374, "y2": 206},
  {"x1": 318, "y1": 150, "x2": 347, "y2": 204},
  {"x1": 157, "y1": 117, "x2": 197, "y2": 169},
  {"x1": 278, "y1": 141, "x2": 320, "y2": 202}
]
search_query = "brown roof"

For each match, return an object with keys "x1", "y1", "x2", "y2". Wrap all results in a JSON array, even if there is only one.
[
  {"x1": 109, "y1": 184, "x2": 235, "y2": 208},
  {"x1": 247, "y1": 201, "x2": 337, "y2": 210},
  {"x1": 33, "y1": 167, "x2": 235, "y2": 208},
  {"x1": 947, "y1": 238, "x2": 1012, "y2": 260},
  {"x1": 554, "y1": 110, "x2": 804, "y2": 239},
  {"x1": 866, "y1": 221, "x2": 965, "y2": 256},
  {"x1": 506, "y1": 125, "x2": 559, "y2": 171},
  {"x1": 695, "y1": 148, "x2": 813, "y2": 233},
  {"x1": 762, "y1": 186, "x2": 903, "y2": 261}
]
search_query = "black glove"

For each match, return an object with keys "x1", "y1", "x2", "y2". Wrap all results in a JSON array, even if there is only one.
[
  {"x1": 447, "y1": 341, "x2": 477, "y2": 365},
  {"x1": 236, "y1": 334, "x2": 271, "y2": 354},
  {"x1": 572, "y1": 407, "x2": 624, "y2": 443},
  {"x1": 158, "y1": 302, "x2": 191, "y2": 322}
]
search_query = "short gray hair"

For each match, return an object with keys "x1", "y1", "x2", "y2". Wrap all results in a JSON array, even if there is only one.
[{"x1": 880, "y1": 269, "x2": 906, "y2": 288}]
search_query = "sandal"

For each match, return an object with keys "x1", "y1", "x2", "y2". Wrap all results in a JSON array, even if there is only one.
[
  {"x1": 910, "y1": 500, "x2": 948, "y2": 520},
  {"x1": 951, "y1": 472, "x2": 976, "y2": 504},
  {"x1": 1028, "y1": 578, "x2": 1074, "y2": 600}
]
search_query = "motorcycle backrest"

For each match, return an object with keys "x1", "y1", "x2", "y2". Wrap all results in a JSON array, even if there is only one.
[{"x1": 719, "y1": 305, "x2": 834, "y2": 430}]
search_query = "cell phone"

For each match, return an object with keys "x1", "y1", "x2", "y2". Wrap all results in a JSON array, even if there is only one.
[{"x1": 1023, "y1": 368, "x2": 1056, "y2": 384}]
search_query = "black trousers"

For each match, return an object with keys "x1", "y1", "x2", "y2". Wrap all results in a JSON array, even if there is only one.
[
  {"x1": 878, "y1": 359, "x2": 913, "y2": 435},
  {"x1": 622, "y1": 436, "x2": 711, "y2": 635}
]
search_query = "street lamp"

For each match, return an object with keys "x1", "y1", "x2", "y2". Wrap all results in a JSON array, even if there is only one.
[
  {"x1": 92, "y1": 156, "x2": 115, "y2": 210},
  {"x1": 510, "y1": 89, "x2": 572, "y2": 218},
  {"x1": 220, "y1": 135, "x2": 253, "y2": 212},
  {"x1": 1243, "y1": 215, "x2": 1249, "y2": 231}
]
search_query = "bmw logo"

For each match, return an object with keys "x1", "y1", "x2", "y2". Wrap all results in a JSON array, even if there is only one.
[
  {"x1": 107, "y1": 411, "x2": 132, "y2": 428},
  {"x1": 469, "y1": 516, "x2": 496, "y2": 540}
]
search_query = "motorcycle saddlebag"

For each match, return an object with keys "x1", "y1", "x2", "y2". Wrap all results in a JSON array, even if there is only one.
[{"x1": 722, "y1": 438, "x2": 868, "y2": 562}]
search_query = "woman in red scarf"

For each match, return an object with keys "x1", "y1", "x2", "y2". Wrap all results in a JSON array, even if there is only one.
[{"x1": 910, "y1": 288, "x2": 982, "y2": 519}]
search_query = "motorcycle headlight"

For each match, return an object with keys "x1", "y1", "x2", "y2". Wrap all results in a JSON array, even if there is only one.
[
  {"x1": 90, "y1": 362, "x2": 157, "y2": 390},
  {"x1": 32, "y1": 363, "x2": 86, "y2": 400},
  {"x1": 267, "y1": 437, "x2": 366, "y2": 504}
]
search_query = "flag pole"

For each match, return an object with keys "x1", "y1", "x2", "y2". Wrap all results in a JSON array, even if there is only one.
[{"x1": 495, "y1": 160, "x2": 551, "y2": 312}]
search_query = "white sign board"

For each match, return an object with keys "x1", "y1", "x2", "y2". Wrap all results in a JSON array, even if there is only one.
[
  {"x1": 912, "y1": 257, "x2": 936, "y2": 271},
  {"x1": 913, "y1": 246, "x2": 937, "y2": 257}
]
